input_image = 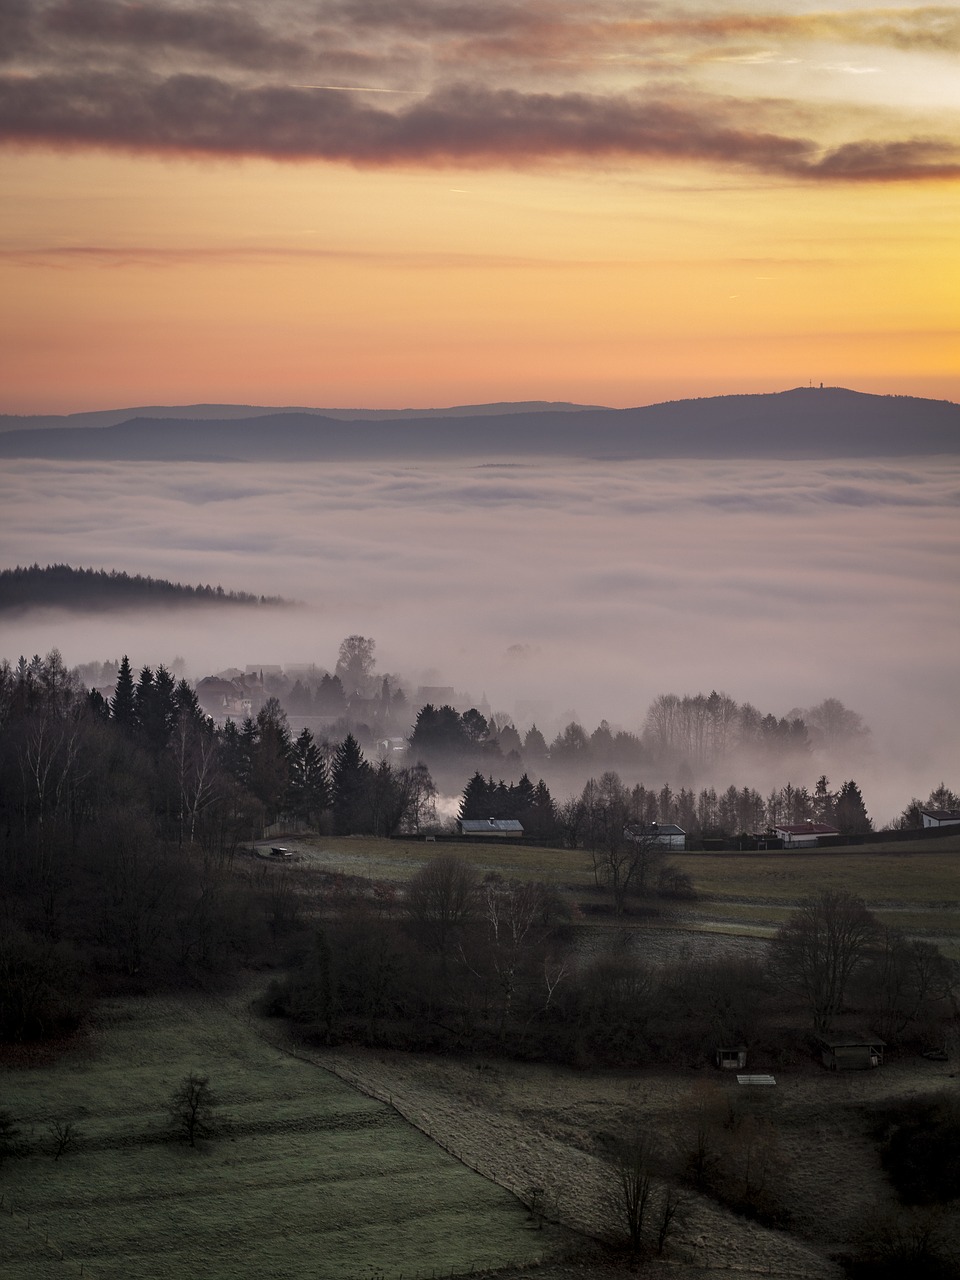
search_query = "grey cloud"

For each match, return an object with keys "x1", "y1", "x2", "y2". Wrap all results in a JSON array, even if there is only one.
[
  {"x1": 1, "y1": 0, "x2": 957, "y2": 182},
  {"x1": 1, "y1": 70, "x2": 957, "y2": 182},
  {"x1": 42, "y1": 0, "x2": 310, "y2": 69}
]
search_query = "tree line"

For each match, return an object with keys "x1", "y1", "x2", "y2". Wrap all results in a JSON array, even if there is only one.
[
  {"x1": 0, "y1": 649, "x2": 440, "y2": 1040},
  {"x1": 0, "y1": 563, "x2": 286, "y2": 611},
  {"x1": 271, "y1": 868, "x2": 956, "y2": 1069}
]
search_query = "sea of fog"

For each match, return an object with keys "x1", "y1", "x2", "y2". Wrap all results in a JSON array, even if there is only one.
[{"x1": 2, "y1": 455, "x2": 958, "y2": 823}]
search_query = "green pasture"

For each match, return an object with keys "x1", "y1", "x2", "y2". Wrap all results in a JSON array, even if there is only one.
[
  {"x1": 279, "y1": 835, "x2": 959, "y2": 953},
  {"x1": 294, "y1": 835, "x2": 591, "y2": 888},
  {"x1": 1, "y1": 994, "x2": 555, "y2": 1280},
  {"x1": 673, "y1": 845, "x2": 960, "y2": 955},
  {"x1": 679, "y1": 845, "x2": 960, "y2": 907}
]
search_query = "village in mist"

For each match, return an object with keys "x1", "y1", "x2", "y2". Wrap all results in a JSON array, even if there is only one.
[{"x1": 2, "y1": 432, "x2": 958, "y2": 826}]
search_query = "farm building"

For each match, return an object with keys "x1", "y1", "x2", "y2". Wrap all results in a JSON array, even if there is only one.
[
  {"x1": 458, "y1": 818, "x2": 524, "y2": 838},
  {"x1": 624, "y1": 822, "x2": 686, "y2": 850},
  {"x1": 919, "y1": 808, "x2": 960, "y2": 828},
  {"x1": 774, "y1": 822, "x2": 840, "y2": 848},
  {"x1": 818, "y1": 1036, "x2": 885, "y2": 1071}
]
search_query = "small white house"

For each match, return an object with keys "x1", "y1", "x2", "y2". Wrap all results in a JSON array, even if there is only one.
[
  {"x1": 774, "y1": 822, "x2": 840, "y2": 848},
  {"x1": 624, "y1": 822, "x2": 686, "y2": 850},
  {"x1": 920, "y1": 808, "x2": 960, "y2": 829}
]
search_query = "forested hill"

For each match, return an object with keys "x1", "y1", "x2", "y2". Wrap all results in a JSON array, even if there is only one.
[
  {"x1": 0, "y1": 387, "x2": 956, "y2": 460},
  {"x1": 0, "y1": 565, "x2": 288, "y2": 613}
]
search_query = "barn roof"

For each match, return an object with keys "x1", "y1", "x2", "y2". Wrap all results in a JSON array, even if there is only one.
[{"x1": 459, "y1": 818, "x2": 524, "y2": 833}]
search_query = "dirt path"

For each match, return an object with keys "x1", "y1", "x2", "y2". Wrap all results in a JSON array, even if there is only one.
[
  {"x1": 223, "y1": 979, "x2": 956, "y2": 1280},
  {"x1": 295, "y1": 1042, "x2": 867, "y2": 1279}
]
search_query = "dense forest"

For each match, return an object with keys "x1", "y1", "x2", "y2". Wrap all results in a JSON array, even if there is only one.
[{"x1": 0, "y1": 564, "x2": 288, "y2": 612}]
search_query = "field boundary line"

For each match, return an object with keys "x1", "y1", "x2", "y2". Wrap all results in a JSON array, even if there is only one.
[{"x1": 201, "y1": 981, "x2": 574, "y2": 1259}]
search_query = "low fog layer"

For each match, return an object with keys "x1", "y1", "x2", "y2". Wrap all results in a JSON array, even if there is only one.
[{"x1": 1, "y1": 454, "x2": 957, "y2": 821}]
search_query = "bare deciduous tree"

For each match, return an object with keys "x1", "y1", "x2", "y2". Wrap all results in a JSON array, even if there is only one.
[
  {"x1": 771, "y1": 889, "x2": 878, "y2": 1033},
  {"x1": 169, "y1": 1072, "x2": 219, "y2": 1148},
  {"x1": 404, "y1": 854, "x2": 478, "y2": 955},
  {"x1": 49, "y1": 1117, "x2": 82, "y2": 1161},
  {"x1": 655, "y1": 1185, "x2": 683, "y2": 1256},
  {"x1": 607, "y1": 1126, "x2": 657, "y2": 1256}
]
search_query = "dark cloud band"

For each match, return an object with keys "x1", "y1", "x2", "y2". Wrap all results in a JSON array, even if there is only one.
[{"x1": 2, "y1": 72, "x2": 958, "y2": 181}]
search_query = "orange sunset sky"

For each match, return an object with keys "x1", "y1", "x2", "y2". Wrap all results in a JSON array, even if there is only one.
[{"x1": 1, "y1": 0, "x2": 959, "y2": 413}]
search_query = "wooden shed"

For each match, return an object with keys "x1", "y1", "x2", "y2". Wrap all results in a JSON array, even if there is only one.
[{"x1": 818, "y1": 1036, "x2": 885, "y2": 1071}]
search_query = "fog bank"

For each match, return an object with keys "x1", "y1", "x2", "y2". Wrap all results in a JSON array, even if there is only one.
[{"x1": 1, "y1": 454, "x2": 957, "y2": 820}]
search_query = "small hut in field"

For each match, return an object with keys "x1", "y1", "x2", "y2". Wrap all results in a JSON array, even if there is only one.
[{"x1": 818, "y1": 1036, "x2": 885, "y2": 1071}]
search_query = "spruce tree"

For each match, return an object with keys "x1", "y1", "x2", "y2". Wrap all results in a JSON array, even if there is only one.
[
  {"x1": 331, "y1": 733, "x2": 371, "y2": 834},
  {"x1": 835, "y1": 780, "x2": 872, "y2": 837},
  {"x1": 111, "y1": 655, "x2": 136, "y2": 731},
  {"x1": 459, "y1": 771, "x2": 490, "y2": 820},
  {"x1": 287, "y1": 728, "x2": 330, "y2": 824}
]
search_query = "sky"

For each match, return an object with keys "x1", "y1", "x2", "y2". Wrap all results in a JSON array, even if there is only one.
[{"x1": 1, "y1": 0, "x2": 959, "y2": 412}]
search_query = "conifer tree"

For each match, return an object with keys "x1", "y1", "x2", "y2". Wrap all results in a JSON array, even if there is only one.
[
  {"x1": 523, "y1": 724, "x2": 548, "y2": 762},
  {"x1": 110, "y1": 655, "x2": 136, "y2": 730},
  {"x1": 287, "y1": 728, "x2": 330, "y2": 824},
  {"x1": 459, "y1": 771, "x2": 490, "y2": 820},
  {"x1": 331, "y1": 733, "x2": 371, "y2": 834},
  {"x1": 835, "y1": 780, "x2": 872, "y2": 836}
]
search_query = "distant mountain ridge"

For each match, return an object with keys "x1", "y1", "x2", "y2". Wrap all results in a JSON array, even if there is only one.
[
  {"x1": 0, "y1": 565, "x2": 289, "y2": 614},
  {"x1": 0, "y1": 400, "x2": 600, "y2": 432},
  {"x1": 0, "y1": 388, "x2": 956, "y2": 461}
]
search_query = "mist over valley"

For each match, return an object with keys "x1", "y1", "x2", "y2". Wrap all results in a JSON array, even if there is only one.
[{"x1": 2, "y1": 399, "x2": 957, "y2": 823}]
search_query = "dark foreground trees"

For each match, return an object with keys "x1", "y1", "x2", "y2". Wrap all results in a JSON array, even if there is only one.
[
  {"x1": 404, "y1": 854, "x2": 478, "y2": 956},
  {"x1": 771, "y1": 890, "x2": 879, "y2": 1033}
]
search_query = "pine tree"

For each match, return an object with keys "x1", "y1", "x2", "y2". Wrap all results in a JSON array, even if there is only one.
[
  {"x1": 410, "y1": 704, "x2": 467, "y2": 756},
  {"x1": 287, "y1": 728, "x2": 330, "y2": 824},
  {"x1": 331, "y1": 733, "x2": 371, "y2": 834},
  {"x1": 251, "y1": 699, "x2": 291, "y2": 820},
  {"x1": 813, "y1": 774, "x2": 834, "y2": 823},
  {"x1": 173, "y1": 678, "x2": 203, "y2": 725},
  {"x1": 111, "y1": 655, "x2": 136, "y2": 730},
  {"x1": 136, "y1": 664, "x2": 176, "y2": 754},
  {"x1": 835, "y1": 780, "x2": 872, "y2": 837},
  {"x1": 523, "y1": 724, "x2": 548, "y2": 762},
  {"x1": 459, "y1": 771, "x2": 490, "y2": 820},
  {"x1": 531, "y1": 779, "x2": 557, "y2": 838}
]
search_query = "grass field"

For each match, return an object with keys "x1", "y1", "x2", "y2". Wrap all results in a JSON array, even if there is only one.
[
  {"x1": 289, "y1": 835, "x2": 591, "y2": 887},
  {"x1": 679, "y1": 843, "x2": 960, "y2": 903},
  {"x1": 280, "y1": 833, "x2": 960, "y2": 956},
  {"x1": 1, "y1": 994, "x2": 557, "y2": 1280}
]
